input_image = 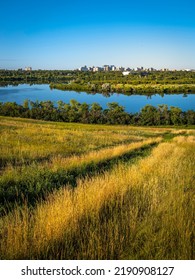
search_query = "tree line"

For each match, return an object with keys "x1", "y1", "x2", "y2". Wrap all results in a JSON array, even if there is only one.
[
  {"x1": 1, "y1": 69, "x2": 195, "y2": 94},
  {"x1": 0, "y1": 100, "x2": 194, "y2": 126},
  {"x1": 50, "y1": 82, "x2": 195, "y2": 94},
  {"x1": 0, "y1": 70, "x2": 74, "y2": 85}
]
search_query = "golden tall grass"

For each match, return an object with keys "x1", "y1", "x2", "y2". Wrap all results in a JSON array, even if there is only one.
[
  {"x1": 0, "y1": 136, "x2": 194, "y2": 259},
  {"x1": 1, "y1": 115, "x2": 190, "y2": 172},
  {"x1": 49, "y1": 137, "x2": 161, "y2": 171},
  {"x1": 0, "y1": 137, "x2": 160, "y2": 186},
  {"x1": 1, "y1": 116, "x2": 146, "y2": 169}
]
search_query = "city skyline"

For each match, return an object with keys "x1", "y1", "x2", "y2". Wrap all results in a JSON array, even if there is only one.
[{"x1": 1, "y1": 0, "x2": 195, "y2": 70}]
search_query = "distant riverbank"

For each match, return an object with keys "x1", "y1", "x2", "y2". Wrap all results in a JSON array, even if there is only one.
[
  {"x1": 50, "y1": 82, "x2": 195, "y2": 94},
  {"x1": 1, "y1": 69, "x2": 195, "y2": 95}
]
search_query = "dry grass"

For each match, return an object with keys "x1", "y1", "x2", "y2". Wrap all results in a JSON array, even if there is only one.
[
  {"x1": 0, "y1": 137, "x2": 161, "y2": 194},
  {"x1": 49, "y1": 137, "x2": 161, "y2": 171},
  {"x1": 0, "y1": 136, "x2": 194, "y2": 259},
  {"x1": 0, "y1": 117, "x2": 146, "y2": 169}
]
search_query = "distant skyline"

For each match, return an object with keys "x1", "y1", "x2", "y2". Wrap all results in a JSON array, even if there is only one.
[{"x1": 1, "y1": 0, "x2": 195, "y2": 70}]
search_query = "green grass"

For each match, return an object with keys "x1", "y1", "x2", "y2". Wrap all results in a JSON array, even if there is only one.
[{"x1": 0, "y1": 116, "x2": 194, "y2": 260}]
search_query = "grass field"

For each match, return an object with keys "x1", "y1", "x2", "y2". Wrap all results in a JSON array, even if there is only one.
[{"x1": 0, "y1": 116, "x2": 194, "y2": 259}]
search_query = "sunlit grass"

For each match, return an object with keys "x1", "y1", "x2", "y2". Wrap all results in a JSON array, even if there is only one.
[
  {"x1": 0, "y1": 136, "x2": 161, "y2": 214},
  {"x1": 1, "y1": 116, "x2": 160, "y2": 169},
  {"x1": 0, "y1": 136, "x2": 194, "y2": 259},
  {"x1": 0, "y1": 116, "x2": 194, "y2": 259},
  {"x1": 1, "y1": 116, "x2": 186, "y2": 169}
]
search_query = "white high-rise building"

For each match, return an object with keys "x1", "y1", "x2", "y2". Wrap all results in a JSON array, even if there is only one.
[{"x1": 25, "y1": 67, "x2": 32, "y2": 71}]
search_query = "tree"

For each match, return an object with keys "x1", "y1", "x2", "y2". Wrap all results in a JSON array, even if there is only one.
[
  {"x1": 185, "y1": 110, "x2": 195, "y2": 125},
  {"x1": 78, "y1": 102, "x2": 90, "y2": 123},
  {"x1": 157, "y1": 104, "x2": 170, "y2": 125},
  {"x1": 170, "y1": 106, "x2": 182, "y2": 125},
  {"x1": 140, "y1": 105, "x2": 158, "y2": 125},
  {"x1": 68, "y1": 99, "x2": 80, "y2": 122},
  {"x1": 23, "y1": 99, "x2": 30, "y2": 109},
  {"x1": 106, "y1": 102, "x2": 129, "y2": 124},
  {"x1": 90, "y1": 103, "x2": 103, "y2": 123},
  {"x1": 101, "y1": 83, "x2": 111, "y2": 92}
]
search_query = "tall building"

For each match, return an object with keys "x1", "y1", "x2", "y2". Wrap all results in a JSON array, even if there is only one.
[
  {"x1": 25, "y1": 67, "x2": 32, "y2": 71},
  {"x1": 79, "y1": 65, "x2": 88, "y2": 72},
  {"x1": 116, "y1": 66, "x2": 125, "y2": 71},
  {"x1": 103, "y1": 65, "x2": 110, "y2": 71},
  {"x1": 93, "y1": 66, "x2": 102, "y2": 72},
  {"x1": 111, "y1": 65, "x2": 116, "y2": 71}
]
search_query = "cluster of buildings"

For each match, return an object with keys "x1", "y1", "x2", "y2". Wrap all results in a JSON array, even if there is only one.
[
  {"x1": 8, "y1": 65, "x2": 194, "y2": 73},
  {"x1": 79, "y1": 65, "x2": 128, "y2": 72},
  {"x1": 78, "y1": 65, "x2": 170, "y2": 73},
  {"x1": 16, "y1": 67, "x2": 32, "y2": 72}
]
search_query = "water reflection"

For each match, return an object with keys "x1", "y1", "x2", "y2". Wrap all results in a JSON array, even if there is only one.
[{"x1": 0, "y1": 84, "x2": 194, "y2": 113}]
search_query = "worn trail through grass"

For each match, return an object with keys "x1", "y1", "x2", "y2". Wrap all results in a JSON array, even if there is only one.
[
  {"x1": 0, "y1": 136, "x2": 194, "y2": 259},
  {"x1": 0, "y1": 137, "x2": 161, "y2": 214}
]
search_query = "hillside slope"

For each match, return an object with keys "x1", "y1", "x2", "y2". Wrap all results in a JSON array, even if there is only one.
[{"x1": 0, "y1": 117, "x2": 194, "y2": 259}]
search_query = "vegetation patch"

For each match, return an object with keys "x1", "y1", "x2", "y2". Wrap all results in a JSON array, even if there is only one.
[
  {"x1": 0, "y1": 100, "x2": 194, "y2": 126},
  {"x1": 0, "y1": 136, "x2": 194, "y2": 259},
  {"x1": 0, "y1": 138, "x2": 160, "y2": 214}
]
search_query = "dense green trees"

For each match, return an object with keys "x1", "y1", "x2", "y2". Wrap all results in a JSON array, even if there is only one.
[
  {"x1": 50, "y1": 82, "x2": 195, "y2": 94},
  {"x1": 90, "y1": 103, "x2": 103, "y2": 123},
  {"x1": 140, "y1": 105, "x2": 159, "y2": 125},
  {"x1": 0, "y1": 100, "x2": 194, "y2": 126},
  {"x1": 170, "y1": 106, "x2": 183, "y2": 125},
  {"x1": 105, "y1": 103, "x2": 130, "y2": 124},
  {"x1": 0, "y1": 69, "x2": 74, "y2": 85}
]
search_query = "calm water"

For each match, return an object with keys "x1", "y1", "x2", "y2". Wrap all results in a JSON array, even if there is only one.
[{"x1": 0, "y1": 84, "x2": 195, "y2": 113}]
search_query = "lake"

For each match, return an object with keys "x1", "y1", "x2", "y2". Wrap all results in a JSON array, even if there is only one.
[{"x1": 0, "y1": 84, "x2": 195, "y2": 113}]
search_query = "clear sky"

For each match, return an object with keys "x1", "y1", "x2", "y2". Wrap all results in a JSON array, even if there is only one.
[{"x1": 0, "y1": 0, "x2": 195, "y2": 70}]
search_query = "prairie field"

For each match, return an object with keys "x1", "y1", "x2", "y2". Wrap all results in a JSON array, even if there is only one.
[{"x1": 0, "y1": 116, "x2": 194, "y2": 259}]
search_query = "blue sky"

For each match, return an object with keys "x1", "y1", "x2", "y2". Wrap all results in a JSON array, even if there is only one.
[{"x1": 0, "y1": 0, "x2": 195, "y2": 70}]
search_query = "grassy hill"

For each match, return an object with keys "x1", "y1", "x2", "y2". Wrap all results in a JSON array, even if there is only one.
[{"x1": 0, "y1": 116, "x2": 194, "y2": 259}]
